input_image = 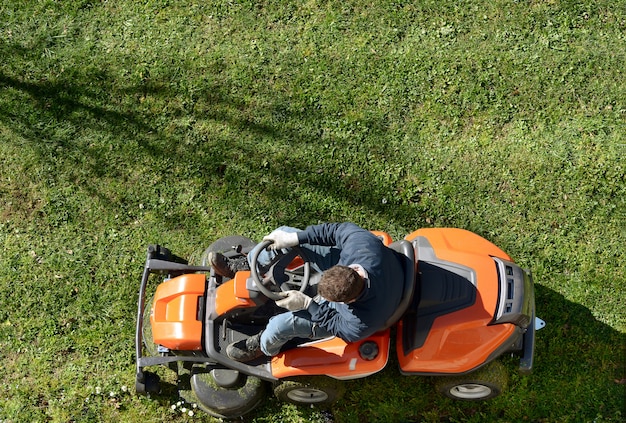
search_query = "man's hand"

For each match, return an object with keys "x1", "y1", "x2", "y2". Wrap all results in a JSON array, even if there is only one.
[
  {"x1": 263, "y1": 229, "x2": 299, "y2": 250},
  {"x1": 275, "y1": 290, "x2": 312, "y2": 311}
]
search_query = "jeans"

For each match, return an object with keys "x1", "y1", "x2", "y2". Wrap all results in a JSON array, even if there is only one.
[
  {"x1": 248, "y1": 226, "x2": 339, "y2": 356},
  {"x1": 260, "y1": 309, "x2": 334, "y2": 356}
]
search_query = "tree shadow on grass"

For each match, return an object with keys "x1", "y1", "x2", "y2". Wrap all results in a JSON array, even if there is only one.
[{"x1": 0, "y1": 37, "x2": 427, "y2": 233}]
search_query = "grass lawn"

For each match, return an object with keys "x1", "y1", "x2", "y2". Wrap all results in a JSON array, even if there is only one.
[{"x1": 1, "y1": 0, "x2": 624, "y2": 422}]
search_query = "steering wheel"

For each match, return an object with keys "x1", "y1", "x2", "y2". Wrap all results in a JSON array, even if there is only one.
[{"x1": 249, "y1": 239, "x2": 311, "y2": 300}]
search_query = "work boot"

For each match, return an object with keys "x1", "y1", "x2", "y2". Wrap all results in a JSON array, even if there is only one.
[
  {"x1": 226, "y1": 332, "x2": 265, "y2": 362},
  {"x1": 208, "y1": 252, "x2": 250, "y2": 278}
]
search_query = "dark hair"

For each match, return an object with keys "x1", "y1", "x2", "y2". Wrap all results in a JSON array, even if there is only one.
[{"x1": 318, "y1": 265, "x2": 364, "y2": 302}]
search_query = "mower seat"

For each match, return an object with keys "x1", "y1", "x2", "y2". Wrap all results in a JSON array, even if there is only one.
[{"x1": 383, "y1": 240, "x2": 416, "y2": 329}]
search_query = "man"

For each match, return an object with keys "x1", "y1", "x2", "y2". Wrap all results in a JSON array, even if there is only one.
[{"x1": 208, "y1": 222, "x2": 405, "y2": 362}]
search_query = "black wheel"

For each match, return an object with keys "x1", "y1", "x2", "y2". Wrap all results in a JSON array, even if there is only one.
[
  {"x1": 435, "y1": 360, "x2": 508, "y2": 401},
  {"x1": 190, "y1": 367, "x2": 266, "y2": 419},
  {"x1": 200, "y1": 235, "x2": 257, "y2": 268},
  {"x1": 141, "y1": 295, "x2": 159, "y2": 356},
  {"x1": 273, "y1": 376, "x2": 345, "y2": 407},
  {"x1": 136, "y1": 371, "x2": 160, "y2": 395}
]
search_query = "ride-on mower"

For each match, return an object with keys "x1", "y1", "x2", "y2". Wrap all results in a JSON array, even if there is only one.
[{"x1": 135, "y1": 228, "x2": 544, "y2": 418}]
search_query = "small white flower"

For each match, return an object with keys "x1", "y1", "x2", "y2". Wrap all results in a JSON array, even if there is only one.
[
  {"x1": 171, "y1": 404, "x2": 177, "y2": 410},
  {"x1": 121, "y1": 385, "x2": 128, "y2": 392},
  {"x1": 95, "y1": 387, "x2": 101, "y2": 394},
  {"x1": 109, "y1": 391, "x2": 115, "y2": 397},
  {"x1": 188, "y1": 410, "x2": 194, "y2": 417},
  {"x1": 181, "y1": 407, "x2": 187, "y2": 413}
]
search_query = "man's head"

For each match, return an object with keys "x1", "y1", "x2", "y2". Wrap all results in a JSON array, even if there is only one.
[{"x1": 318, "y1": 265, "x2": 364, "y2": 303}]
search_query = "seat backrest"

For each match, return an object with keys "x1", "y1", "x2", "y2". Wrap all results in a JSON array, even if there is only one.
[{"x1": 383, "y1": 240, "x2": 416, "y2": 329}]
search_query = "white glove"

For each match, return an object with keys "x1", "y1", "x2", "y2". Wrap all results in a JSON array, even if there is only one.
[
  {"x1": 275, "y1": 290, "x2": 312, "y2": 311},
  {"x1": 263, "y1": 229, "x2": 299, "y2": 250}
]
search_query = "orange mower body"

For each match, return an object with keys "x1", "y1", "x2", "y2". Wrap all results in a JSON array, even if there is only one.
[{"x1": 136, "y1": 228, "x2": 540, "y2": 418}]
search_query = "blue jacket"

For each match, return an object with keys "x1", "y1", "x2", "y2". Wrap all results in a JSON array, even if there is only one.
[{"x1": 297, "y1": 222, "x2": 405, "y2": 342}]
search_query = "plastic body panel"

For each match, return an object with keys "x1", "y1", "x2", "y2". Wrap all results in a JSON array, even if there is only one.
[
  {"x1": 370, "y1": 230, "x2": 392, "y2": 246},
  {"x1": 214, "y1": 271, "x2": 256, "y2": 316},
  {"x1": 271, "y1": 330, "x2": 390, "y2": 380},
  {"x1": 151, "y1": 273, "x2": 206, "y2": 351},
  {"x1": 398, "y1": 228, "x2": 517, "y2": 374}
]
